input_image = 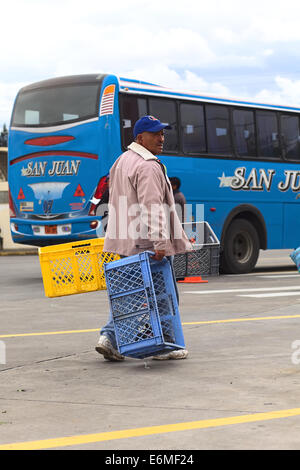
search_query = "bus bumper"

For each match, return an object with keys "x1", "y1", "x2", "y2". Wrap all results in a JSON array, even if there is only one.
[{"x1": 9, "y1": 216, "x2": 105, "y2": 246}]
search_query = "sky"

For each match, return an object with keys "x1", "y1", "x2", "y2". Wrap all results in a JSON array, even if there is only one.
[{"x1": 2, "y1": 0, "x2": 300, "y2": 129}]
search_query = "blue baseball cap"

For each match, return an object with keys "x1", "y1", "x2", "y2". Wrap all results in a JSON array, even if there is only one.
[{"x1": 133, "y1": 115, "x2": 171, "y2": 138}]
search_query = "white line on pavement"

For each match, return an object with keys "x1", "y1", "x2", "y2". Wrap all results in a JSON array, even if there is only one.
[
  {"x1": 258, "y1": 275, "x2": 299, "y2": 279},
  {"x1": 239, "y1": 291, "x2": 300, "y2": 298},
  {"x1": 184, "y1": 286, "x2": 300, "y2": 295}
]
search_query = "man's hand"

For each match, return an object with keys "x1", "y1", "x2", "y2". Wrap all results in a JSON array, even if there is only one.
[{"x1": 151, "y1": 250, "x2": 166, "y2": 261}]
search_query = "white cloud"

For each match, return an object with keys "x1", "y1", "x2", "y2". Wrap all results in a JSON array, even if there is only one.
[
  {"x1": 254, "y1": 76, "x2": 300, "y2": 106},
  {"x1": 123, "y1": 66, "x2": 230, "y2": 97},
  {"x1": 262, "y1": 49, "x2": 274, "y2": 57},
  {"x1": 213, "y1": 28, "x2": 239, "y2": 45},
  {"x1": 2, "y1": 0, "x2": 300, "y2": 126}
]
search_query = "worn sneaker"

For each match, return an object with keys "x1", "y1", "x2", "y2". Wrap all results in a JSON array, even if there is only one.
[
  {"x1": 95, "y1": 335, "x2": 125, "y2": 362},
  {"x1": 152, "y1": 349, "x2": 188, "y2": 361}
]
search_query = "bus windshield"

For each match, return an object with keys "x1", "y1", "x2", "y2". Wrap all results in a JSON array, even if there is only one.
[{"x1": 12, "y1": 82, "x2": 101, "y2": 127}]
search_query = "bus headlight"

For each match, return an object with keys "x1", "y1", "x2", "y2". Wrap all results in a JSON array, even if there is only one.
[{"x1": 61, "y1": 225, "x2": 72, "y2": 233}]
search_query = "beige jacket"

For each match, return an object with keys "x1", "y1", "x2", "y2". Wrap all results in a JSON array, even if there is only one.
[{"x1": 103, "y1": 142, "x2": 192, "y2": 257}]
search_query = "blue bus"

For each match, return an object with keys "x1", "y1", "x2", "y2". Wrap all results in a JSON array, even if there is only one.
[{"x1": 8, "y1": 73, "x2": 300, "y2": 273}]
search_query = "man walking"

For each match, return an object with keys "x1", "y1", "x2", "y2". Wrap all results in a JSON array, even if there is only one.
[{"x1": 95, "y1": 116, "x2": 192, "y2": 361}]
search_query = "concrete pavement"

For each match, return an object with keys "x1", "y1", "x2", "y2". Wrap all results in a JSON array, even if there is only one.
[{"x1": 1, "y1": 250, "x2": 300, "y2": 450}]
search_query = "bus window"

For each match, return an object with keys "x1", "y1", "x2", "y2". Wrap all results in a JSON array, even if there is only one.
[
  {"x1": 280, "y1": 114, "x2": 300, "y2": 161},
  {"x1": 206, "y1": 105, "x2": 232, "y2": 155},
  {"x1": 256, "y1": 110, "x2": 280, "y2": 159},
  {"x1": 180, "y1": 103, "x2": 206, "y2": 154},
  {"x1": 148, "y1": 98, "x2": 178, "y2": 152},
  {"x1": 12, "y1": 83, "x2": 100, "y2": 127},
  {"x1": 120, "y1": 95, "x2": 147, "y2": 148},
  {"x1": 233, "y1": 109, "x2": 257, "y2": 157}
]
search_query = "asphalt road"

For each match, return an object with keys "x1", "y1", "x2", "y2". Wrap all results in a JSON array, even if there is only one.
[{"x1": 1, "y1": 249, "x2": 300, "y2": 451}]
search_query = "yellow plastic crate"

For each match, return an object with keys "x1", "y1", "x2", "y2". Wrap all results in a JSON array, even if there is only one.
[{"x1": 39, "y1": 238, "x2": 120, "y2": 297}]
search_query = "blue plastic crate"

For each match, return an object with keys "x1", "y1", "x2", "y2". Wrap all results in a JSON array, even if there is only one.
[
  {"x1": 104, "y1": 252, "x2": 185, "y2": 359},
  {"x1": 290, "y1": 247, "x2": 300, "y2": 271}
]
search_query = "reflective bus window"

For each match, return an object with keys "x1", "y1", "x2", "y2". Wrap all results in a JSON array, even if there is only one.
[
  {"x1": 120, "y1": 96, "x2": 147, "y2": 148},
  {"x1": 12, "y1": 84, "x2": 100, "y2": 127},
  {"x1": 256, "y1": 111, "x2": 280, "y2": 159},
  {"x1": 24, "y1": 110, "x2": 40, "y2": 125},
  {"x1": 280, "y1": 114, "x2": 300, "y2": 160},
  {"x1": 148, "y1": 98, "x2": 178, "y2": 152},
  {"x1": 180, "y1": 103, "x2": 206, "y2": 154},
  {"x1": 206, "y1": 105, "x2": 232, "y2": 154},
  {"x1": 233, "y1": 109, "x2": 257, "y2": 157}
]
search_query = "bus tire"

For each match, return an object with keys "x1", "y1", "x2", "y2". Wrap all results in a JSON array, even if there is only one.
[{"x1": 220, "y1": 218, "x2": 260, "y2": 274}]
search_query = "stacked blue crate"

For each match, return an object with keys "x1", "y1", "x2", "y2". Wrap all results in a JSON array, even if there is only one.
[
  {"x1": 104, "y1": 252, "x2": 185, "y2": 359},
  {"x1": 290, "y1": 247, "x2": 300, "y2": 271}
]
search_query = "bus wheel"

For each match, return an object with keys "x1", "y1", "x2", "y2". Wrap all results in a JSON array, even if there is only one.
[{"x1": 220, "y1": 218, "x2": 260, "y2": 274}]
